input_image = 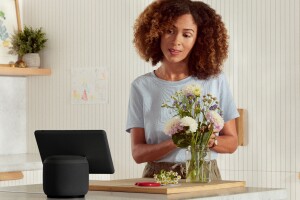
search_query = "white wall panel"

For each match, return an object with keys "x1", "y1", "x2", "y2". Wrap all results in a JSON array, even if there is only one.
[
  {"x1": 1, "y1": 0, "x2": 298, "y2": 199},
  {"x1": 23, "y1": 0, "x2": 153, "y2": 182},
  {"x1": 211, "y1": 1, "x2": 300, "y2": 200},
  {"x1": 0, "y1": 77, "x2": 26, "y2": 155}
]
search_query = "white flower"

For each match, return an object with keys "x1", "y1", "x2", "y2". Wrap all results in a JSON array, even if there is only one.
[
  {"x1": 180, "y1": 116, "x2": 198, "y2": 132},
  {"x1": 182, "y1": 84, "x2": 202, "y2": 97}
]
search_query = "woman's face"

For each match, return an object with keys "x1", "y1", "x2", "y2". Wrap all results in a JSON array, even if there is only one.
[{"x1": 160, "y1": 14, "x2": 198, "y2": 65}]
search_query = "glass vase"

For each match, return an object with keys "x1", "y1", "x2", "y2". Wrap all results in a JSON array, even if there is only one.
[{"x1": 186, "y1": 145, "x2": 211, "y2": 183}]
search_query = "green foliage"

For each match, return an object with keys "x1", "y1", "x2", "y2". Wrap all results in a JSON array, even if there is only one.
[
  {"x1": 0, "y1": 11, "x2": 5, "y2": 20},
  {"x1": 172, "y1": 131, "x2": 192, "y2": 148},
  {"x1": 9, "y1": 26, "x2": 47, "y2": 57}
]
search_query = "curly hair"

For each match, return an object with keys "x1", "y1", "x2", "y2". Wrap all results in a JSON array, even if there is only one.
[{"x1": 133, "y1": 0, "x2": 228, "y2": 80}]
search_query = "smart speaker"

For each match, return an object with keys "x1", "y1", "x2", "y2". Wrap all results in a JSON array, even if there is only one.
[
  {"x1": 35, "y1": 130, "x2": 115, "y2": 198},
  {"x1": 43, "y1": 155, "x2": 89, "y2": 198}
]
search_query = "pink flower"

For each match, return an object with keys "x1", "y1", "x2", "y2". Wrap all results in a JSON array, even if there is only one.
[
  {"x1": 164, "y1": 117, "x2": 184, "y2": 136},
  {"x1": 205, "y1": 111, "x2": 224, "y2": 132}
]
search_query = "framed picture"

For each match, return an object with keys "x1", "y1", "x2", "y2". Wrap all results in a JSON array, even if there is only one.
[{"x1": 0, "y1": 0, "x2": 21, "y2": 67}]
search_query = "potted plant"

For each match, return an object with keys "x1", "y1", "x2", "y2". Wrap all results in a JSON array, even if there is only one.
[{"x1": 9, "y1": 26, "x2": 47, "y2": 68}]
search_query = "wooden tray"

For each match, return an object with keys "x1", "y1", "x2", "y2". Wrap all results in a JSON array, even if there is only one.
[{"x1": 89, "y1": 178, "x2": 245, "y2": 194}]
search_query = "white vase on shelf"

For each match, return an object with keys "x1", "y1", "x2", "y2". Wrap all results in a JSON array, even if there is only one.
[{"x1": 22, "y1": 53, "x2": 40, "y2": 68}]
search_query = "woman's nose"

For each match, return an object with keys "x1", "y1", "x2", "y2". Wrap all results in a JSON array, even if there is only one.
[{"x1": 172, "y1": 34, "x2": 182, "y2": 46}]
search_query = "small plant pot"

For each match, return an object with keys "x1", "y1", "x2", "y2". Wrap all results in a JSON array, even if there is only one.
[{"x1": 22, "y1": 53, "x2": 40, "y2": 68}]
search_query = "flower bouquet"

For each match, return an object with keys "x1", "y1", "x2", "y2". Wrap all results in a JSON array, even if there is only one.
[{"x1": 162, "y1": 84, "x2": 224, "y2": 182}]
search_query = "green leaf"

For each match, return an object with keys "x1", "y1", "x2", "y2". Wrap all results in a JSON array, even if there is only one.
[
  {"x1": 9, "y1": 26, "x2": 47, "y2": 57},
  {"x1": 172, "y1": 133, "x2": 191, "y2": 148}
]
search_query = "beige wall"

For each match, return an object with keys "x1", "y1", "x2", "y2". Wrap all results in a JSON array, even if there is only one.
[{"x1": 3, "y1": 0, "x2": 299, "y2": 199}]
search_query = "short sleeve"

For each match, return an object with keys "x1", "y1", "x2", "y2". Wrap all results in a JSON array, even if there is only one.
[
  {"x1": 219, "y1": 73, "x2": 239, "y2": 122},
  {"x1": 126, "y1": 81, "x2": 144, "y2": 133}
]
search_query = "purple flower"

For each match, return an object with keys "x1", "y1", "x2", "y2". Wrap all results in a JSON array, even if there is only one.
[{"x1": 209, "y1": 104, "x2": 218, "y2": 110}]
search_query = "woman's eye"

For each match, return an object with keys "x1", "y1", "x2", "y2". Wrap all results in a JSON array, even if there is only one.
[
  {"x1": 167, "y1": 29, "x2": 174, "y2": 34},
  {"x1": 183, "y1": 33, "x2": 192, "y2": 38}
]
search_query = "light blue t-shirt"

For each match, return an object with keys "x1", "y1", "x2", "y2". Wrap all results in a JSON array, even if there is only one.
[{"x1": 126, "y1": 71, "x2": 239, "y2": 162}]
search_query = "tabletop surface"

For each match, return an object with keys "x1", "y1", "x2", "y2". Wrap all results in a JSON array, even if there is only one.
[{"x1": 0, "y1": 183, "x2": 287, "y2": 200}]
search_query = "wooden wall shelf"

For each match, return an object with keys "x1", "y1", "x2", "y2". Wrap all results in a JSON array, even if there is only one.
[
  {"x1": 0, "y1": 171, "x2": 24, "y2": 181},
  {"x1": 0, "y1": 66, "x2": 51, "y2": 76}
]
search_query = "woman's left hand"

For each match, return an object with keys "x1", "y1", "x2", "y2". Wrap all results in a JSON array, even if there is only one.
[
  {"x1": 208, "y1": 119, "x2": 238, "y2": 153},
  {"x1": 208, "y1": 132, "x2": 217, "y2": 148}
]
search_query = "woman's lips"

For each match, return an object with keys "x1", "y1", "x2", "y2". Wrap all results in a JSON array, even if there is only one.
[{"x1": 169, "y1": 48, "x2": 181, "y2": 55}]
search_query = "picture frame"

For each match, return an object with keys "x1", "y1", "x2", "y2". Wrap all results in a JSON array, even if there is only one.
[{"x1": 0, "y1": 0, "x2": 21, "y2": 67}]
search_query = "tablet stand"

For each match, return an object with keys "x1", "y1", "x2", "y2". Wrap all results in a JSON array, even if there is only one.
[{"x1": 43, "y1": 155, "x2": 89, "y2": 198}]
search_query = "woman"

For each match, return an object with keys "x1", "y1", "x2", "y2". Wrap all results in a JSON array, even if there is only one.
[{"x1": 126, "y1": 0, "x2": 239, "y2": 180}]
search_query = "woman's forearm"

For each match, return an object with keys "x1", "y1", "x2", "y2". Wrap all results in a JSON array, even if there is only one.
[
  {"x1": 132, "y1": 139, "x2": 177, "y2": 164},
  {"x1": 211, "y1": 134, "x2": 238, "y2": 153}
]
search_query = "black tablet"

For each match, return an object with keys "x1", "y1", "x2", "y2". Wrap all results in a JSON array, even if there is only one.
[{"x1": 34, "y1": 130, "x2": 114, "y2": 174}]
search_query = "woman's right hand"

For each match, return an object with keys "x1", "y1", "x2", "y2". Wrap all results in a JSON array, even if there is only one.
[{"x1": 130, "y1": 128, "x2": 177, "y2": 163}]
